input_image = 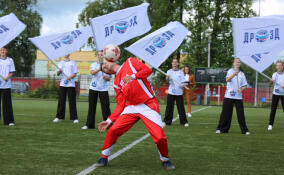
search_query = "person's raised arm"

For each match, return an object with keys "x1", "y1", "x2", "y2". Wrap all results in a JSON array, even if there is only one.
[{"x1": 130, "y1": 58, "x2": 152, "y2": 79}]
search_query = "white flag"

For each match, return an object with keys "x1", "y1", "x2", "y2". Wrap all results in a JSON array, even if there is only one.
[
  {"x1": 0, "y1": 13, "x2": 26, "y2": 48},
  {"x1": 125, "y1": 21, "x2": 188, "y2": 69},
  {"x1": 90, "y1": 3, "x2": 151, "y2": 51},
  {"x1": 233, "y1": 16, "x2": 284, "y2": 72},
  {"x1": 29, "y1": 26, "x2": 92, "y2": 60}
]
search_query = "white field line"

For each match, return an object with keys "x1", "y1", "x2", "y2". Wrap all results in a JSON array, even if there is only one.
[{"x1": 76, "y1": 106, "x2": 212, "y2": 175}]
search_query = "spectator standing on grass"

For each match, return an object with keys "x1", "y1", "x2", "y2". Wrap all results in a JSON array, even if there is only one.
[
  {"x1": 183, "y1": 65, "x2": 195, "y2": 118},
  {"x1": 0, "y1": 48, "x2": 15, "y2": 126},
  {"x1": 53, "y1": 54, "x2": 79, "y2": 123},
  {"x1": 81, "y1": 51, "x2": 111, "y2": 130},
  {"x1": 267, "y1": 61, "x2": 284, "y2": 131},
  {"x1": 163, "y1": 58, "x2": 189, "y2": 127},
  {"x1": 216, "y1": 58, "x2": 250, "y2": 135}
]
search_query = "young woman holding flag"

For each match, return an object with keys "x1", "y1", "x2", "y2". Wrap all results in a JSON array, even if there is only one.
[
  {"x1": 216, "y1": 58, "x2": 250, "y2": 135},
  {"x1": 268, "y1": 61, "x2": 284, "y2": 131}
]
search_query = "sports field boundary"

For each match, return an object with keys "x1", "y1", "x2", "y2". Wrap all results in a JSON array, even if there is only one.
[{"x1": 76, "y1": 106, "x2": 212, "y2": 175}]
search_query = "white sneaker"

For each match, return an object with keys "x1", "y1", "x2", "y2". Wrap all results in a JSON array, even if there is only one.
[
  {"x1": 177, "y1": 114, "x2": 179, "y2": 117},
  {"x1": 268, "y1": 125, "x2": 273, "y2": 131},
  {"x1": 184, "y1": 123, "x2": 189, "y2": 127},
  {"x1": 9, "y1": 123, "x2": 15, "y2": 126},
  {"x1": 187, "y1": 113, "x2": 192, "y2": 117},
  {"x1": 73, "y1": 119, "x2": 79, "y2": 124},
  {"x1": 216, "y1": 130, "x2": 221, "y2": 134},
  {"x1": 53, "y1": 118, "x2": 62, "y2": 123},
  {"x1": 81, "y1": 126, "x2": 88, "y2": 130},
  {"x1": 245, "y1": 132, "x2": 250, "y2": 135}
]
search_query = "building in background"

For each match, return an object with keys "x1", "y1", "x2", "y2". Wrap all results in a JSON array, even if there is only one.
[{"x1": 34, "y1": 50, "x2": 115, "y2": 96}]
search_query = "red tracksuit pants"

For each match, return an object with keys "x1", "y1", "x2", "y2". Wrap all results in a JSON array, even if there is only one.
[{"x1": 101, "y1": 105, "x2": 169, "y2": 161}]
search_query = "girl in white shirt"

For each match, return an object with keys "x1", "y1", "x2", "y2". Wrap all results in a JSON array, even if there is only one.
[
  {"x1": 82, "y1": 52, "x2": 111, "y2": 130},
  {"x1": 53, "y1": 54, "x2": 79, "y2": 123},
  {"x1": 0, "y1": 48, "x2": 16, "y2": 126},
  {"x1": 216, "y1": 58, "x2": 250, "y2": 135},
  {"x1": 268, "y1": 61, "x2": 284, "y2": 131},
  {"x1": 163, "y1": 59, "x2": 188, "y2": 127}
]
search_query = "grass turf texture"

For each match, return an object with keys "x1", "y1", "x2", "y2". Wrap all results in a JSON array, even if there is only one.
[{"x1": 0, "y1": 99, "x2": 283, "y2": 175}]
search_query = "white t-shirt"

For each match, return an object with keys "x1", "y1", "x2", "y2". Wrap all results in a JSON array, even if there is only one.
[
  {"x1": 167, "y1": 69, "x2": 186, "y2": 95},
  {"x1": 224, "y1": 68, "x2": 248, "y2": 100},
  {"x1": 0, "y1": 57, "x2": 16, "y2": 89},
  {"x1": 272, "y1": 72, "x2": 284, "y2": 96},
  {"x1": 58, "y1": 60, "x2": 78, "y2": 87},
  {"x1": 184, "y1": 74, "x2": 189, "y2": 82},
  {"x1": 89, "y1": 62, "x2": 111, "y2": 91}
]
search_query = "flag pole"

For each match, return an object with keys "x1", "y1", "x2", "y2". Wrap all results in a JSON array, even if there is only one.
[
  {"x1": 156, "y1": 68, "x2": 189, "y2": 90},
  {"x1": 259, "y1": 71, "x2": 282, "y2": 87}
]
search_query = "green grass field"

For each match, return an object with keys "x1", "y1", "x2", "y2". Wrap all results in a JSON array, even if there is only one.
[{"x1": 0, "y1": 99, "x2": 284, "y2": 175}]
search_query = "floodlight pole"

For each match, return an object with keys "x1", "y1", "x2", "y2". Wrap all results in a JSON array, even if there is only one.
[{"x1": 205, "y1": 35, "x2": 211, "y2": 105}]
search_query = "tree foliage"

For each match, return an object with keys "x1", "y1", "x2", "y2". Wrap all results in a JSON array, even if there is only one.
[
  {"x1": 78, "y1": 0, "x2": 259, "y2": 84},
  {"x1": 0, "y1": 0, "x2": 42, "y2": 76}
]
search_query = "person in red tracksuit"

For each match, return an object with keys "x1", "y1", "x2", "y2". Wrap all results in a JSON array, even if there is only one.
[{"x1": 96, "y1": 57, "x2": 175, "y2": 170}]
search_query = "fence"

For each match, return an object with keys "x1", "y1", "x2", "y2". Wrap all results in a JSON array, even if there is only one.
[{"x1": 11, "y1": 75, "x2": 275, "y2": 107}]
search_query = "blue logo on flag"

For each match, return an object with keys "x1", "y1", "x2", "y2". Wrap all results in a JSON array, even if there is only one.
[
  {"x1": 51, "y1": 29, "x2": 82, "y2": 50},
  {"x1": 105, "y1": 16, "x2": 137, "y2": 38},
  {"x1": 256, "y1": 30, "x2": 269, "y2": 42},
  {"x1": 243, "y1": 27, "x2": 280, "y2": 44},
  {"x1": 250, "y1": 52, "x2": 269, "y2": 63},
  {"x1": 0, "y1": 25, "x2": 9, "y2": 34},
  {"x1": 115, "y1": 21, "x2": 129, "y2": 34},
  {"x1": 145, "y1": 31, "x2": 175, "y2": 55},
  {"x1": 153, "y1": 37, "x2": 166, "y2": 48},
  {"x1": 61, "y1": 35, "x2": 74, "y2": 44}
]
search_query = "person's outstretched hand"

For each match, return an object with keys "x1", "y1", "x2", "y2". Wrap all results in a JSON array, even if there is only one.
[{"x1": 98, "y1": 121, "x2": 110, "y2": 132}]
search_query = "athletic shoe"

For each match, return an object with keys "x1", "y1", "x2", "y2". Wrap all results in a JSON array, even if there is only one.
[
  {"x1": 187, "y1": 113, "x2": 192, "y2": 117},
  {"x1": 184, "y1": 123, "x2": 189, "y2": 127},
  {"x1": 81, "y1": 126, "x2": 88, "y2": 130},
  {"x1": 245, "y1": 132, "x2": 250, "y2": 135},
  {"x1": 73, "y1": 119, "x2": 79, "y2": 124},
  {"x1": 268, "y1": 125, "x2": 273, "y2": 131},
  {"x1": 216, "y1": 130, "x2": 221, "y2": 134},
  {"x1": 162, "y1": 161, "x2": 175, "y2": 170},
  {"x1": 53, "y1": 118, "x2": 62, "y2": 123},
  {"x1": 96, "y1": 157, "x2": 108, "y2": 167},
  {"x1": 9, "y1": 123, "x2": 15, "y2": 126}
]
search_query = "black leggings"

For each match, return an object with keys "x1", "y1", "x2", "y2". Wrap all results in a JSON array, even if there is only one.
[
  {"x1": 217, "y1": 98, "x2": 249, "y2": 134},
  {"x1": 269, "y1": 94, "x2": 284, "y2": 125},
  {"x1": 164, "y1": 94, "x2": 188, "y2": 125}
]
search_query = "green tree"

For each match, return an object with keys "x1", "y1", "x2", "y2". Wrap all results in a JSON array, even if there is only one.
[
  {"x1": 185, "y1": 1, "x2": 256, "y2": 66},
  {"x1": 0, "y1": 0, "x2": 42, "y2": 76},
  {"x1": 185, "y1": 0, "x2": 256, "y2": 84}
]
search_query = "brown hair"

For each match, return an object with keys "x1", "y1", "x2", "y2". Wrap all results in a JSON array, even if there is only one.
[{"x1": 184, "y1": 65, "x2": 191, "y2": 74}]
